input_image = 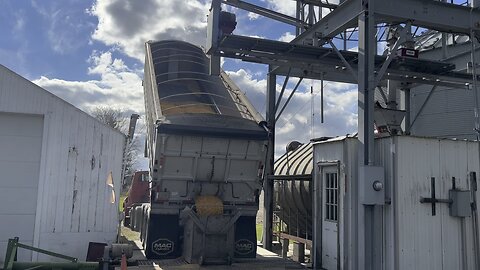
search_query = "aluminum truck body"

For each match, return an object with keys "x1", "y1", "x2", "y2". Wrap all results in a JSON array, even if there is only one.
[{"x1": 141, "y1": 40, "x2": 267, "y2": 263}]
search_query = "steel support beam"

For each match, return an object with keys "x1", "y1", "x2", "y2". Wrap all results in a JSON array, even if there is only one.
[
  {"x1": 374, "y1": 0, "x2": 480, "y2": 36},
  {"x1": 213, "y1": 34, "x2": 475, "y2": 88},
  {"x1": 222, "y1": 0, "x2": 308, "y2": 28},
  {"x1": 292, "y1": 0, "x2": 480, "y2": 46},
  {"x1": 329, "y1": 40, "x2": 358, "y2": 81},
  {"x1": 262, "y1": 66, "x2": 276, "y2": 251},
  {"x1": 292, "y1": 0, "x2": 362, "y2": 45},
  {"x1": 276, "y1": 77, "x2": 304, "y2": 122},
  {"x1": 301, "y1": 0, "x2": 338, "y2": 9},
  {"x1": 373, "y1": 25, "x2": 408, "y2": 87},
  {"x1": 357, "y1": 1, "x2": 380, "y2": 269},
  {"x1": 275, "y1": 68, "x2": 291, "y2": 114}
]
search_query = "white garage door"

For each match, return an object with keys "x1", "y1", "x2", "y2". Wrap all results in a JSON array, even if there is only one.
[{"x1": 0, "y1": 113, "x2": 43, "y2": 263}]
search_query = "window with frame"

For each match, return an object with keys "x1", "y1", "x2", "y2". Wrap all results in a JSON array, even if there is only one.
[{"x1": 325, "y1": 172, "x2": 338, "y2": 222}]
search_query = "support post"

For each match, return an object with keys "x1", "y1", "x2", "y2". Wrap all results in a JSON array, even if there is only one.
[
  {"x1": 292, "y1": 242, "x2": 305, "y2": 263},
  {"x1": 263, "y1": 66, "x2": 276, "y2": 251},
  {"x1": 357, "y1": 1, "x2": 382, "y2": 270},
  {"x1": 282, "y1": 238, "x2": 289, "y2": 258},
  {"x1": 296, "y1": 1, "x2": 302, "y2": 36},
  {"x1": 403, "y1": 87, "x2": 411, "y2": 134}
]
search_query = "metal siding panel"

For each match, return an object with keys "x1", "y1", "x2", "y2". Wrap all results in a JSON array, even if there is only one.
[
  {"x1": 44, "y1": 101, "x2": 63, "y2": 233},
  {"x1": 103, "y1": 129, "x2": 118, "y2": 233},
  {"x1": 343, "y1": 138, "x2": 357, "y2": 270},
  {"x1": 411, "y1": 86, "x2": 474, "y2": 115},
  {"x1": 396, "y1": 137, "x2": 442, "y2": 270},
  {"x1": 101, "y1": 131, "x2": 112, "y2": 233},
  {"x1": 95, "y1": 129, "x2": 108, "y2": 232},
  {"x1": 34, "y1": 111, "x2": 51, "y2": 252},
  {"x1": 78, "y1": 115, "x2": 95, "y2": 233},
  {"x1": 413, "y1": 113, "x2": 476, "y2": 139},
  {"x1": 113, "y1": 131, "x2": 124, "y2": 232},
  {"x1": 466, "y1": 141, "x2": 480, "y2": 270},
  {"x1": 87, "y1": 124, "x2": 100, "y2": 232},
  {"x1": 438, "y1": 139, "x2": 467, "y2": 270},
  {"x1": 374, "y1": 137, "x2": 395, "y2": 270},
  {"x1": 52, "y1": 104, "x2": 70, "y2": 232},
  {"x1": 53, "y1": 103, "x2": 72, "y2": 233},
  {"x1": 410, "y1": 50, "x2": 478, "y2": 140},
  {"x1": 62, "y1": 110, "x2": 80, "y2": 233},
  {"x1": 70, "y1": 113, "x2": 87, "y2": 233}
]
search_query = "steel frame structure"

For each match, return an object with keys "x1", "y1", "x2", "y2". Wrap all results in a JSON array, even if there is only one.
[{"x1": 207, "y1": 0, "x2": 480, "y2": 269}]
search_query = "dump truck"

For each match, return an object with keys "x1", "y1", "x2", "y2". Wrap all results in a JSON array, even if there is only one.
[{"x1": 136, "y1": 40, "x2": 268, "y2": 264}]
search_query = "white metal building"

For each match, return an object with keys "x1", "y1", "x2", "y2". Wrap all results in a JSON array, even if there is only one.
[
  {"x1": 312, "y1": 135, "x2": 480, "y2": 270},
  {"x1": 0, "y1": 65, "x2": 125, "y2": 262},
  {"x1": 410, "y1": 40, "x2": 480, "y2": 140}
]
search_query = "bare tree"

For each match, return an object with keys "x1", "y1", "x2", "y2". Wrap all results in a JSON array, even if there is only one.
[
  {"x1": 92, "y1": 107, "x2": 128, "y2": 132},
  {"x1": 91, "y1": 106, "x2": 139, "y2": 190}
]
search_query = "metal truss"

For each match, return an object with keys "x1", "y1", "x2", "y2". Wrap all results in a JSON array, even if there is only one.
[
  {"x1": 206, "y1": 0, "x2": 480, "y2": 269},
  {"x1": 294, "y1": 0, "x2": 480, "y2": 45}
]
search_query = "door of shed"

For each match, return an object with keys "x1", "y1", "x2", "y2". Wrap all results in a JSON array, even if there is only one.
[{"x1": 0, "y1": 113, "x2": 43, "y2": 263}]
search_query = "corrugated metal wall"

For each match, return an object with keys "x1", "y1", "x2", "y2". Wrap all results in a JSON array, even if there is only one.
[
  {"x1": 389, "y1": 137, "x2": 480, "y2": 270},
  {"x1": 411, "y1": 43, "x2": 480, "y2": 140},
  {"x1": 314, "y1": 136, "x2": 480, "y2": 270},
  {"x1": 410, "y1": 85, "x2": 477, "y2": 139},
  {"x1": 0, "y1": 65, "x2": 125, "y2": 261}
]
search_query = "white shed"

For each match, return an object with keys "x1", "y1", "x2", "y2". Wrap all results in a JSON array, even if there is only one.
[
  {"x1": 0, "y1": 65, "x2": 125, "y2": 263},
  {"x1": 313, "y1": 135, "x2": 480, "y2": 270}
]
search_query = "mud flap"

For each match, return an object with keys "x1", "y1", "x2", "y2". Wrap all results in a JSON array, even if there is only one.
[
  {"x1": 234, "y1": 216, "x2": 257, "y2": 258},
  {"x1": 145, "y1": 214, "x2": 181, "y2": 259}
]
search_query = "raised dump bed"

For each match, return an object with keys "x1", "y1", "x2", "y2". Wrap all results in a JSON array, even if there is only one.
[{"x1": 141, "y1": 40, "x2": 268, "y2": 263}]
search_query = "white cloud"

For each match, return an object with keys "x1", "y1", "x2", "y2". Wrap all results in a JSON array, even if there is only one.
[
  {"x1": 226, "y1": 69, "x2": 358, "y2": 157},
  {"x1": 226, "y1": 69, "x2": 267, "y2": 116},
  {"x1": 32, "y1": 0, "x2": 94, "y2": 54},
  {"x1": 89, "y1": 0, "x2": 210, "y2": 61},
  {"x1": 265, "y1": 0, "x2": 340, "y2": 20},
  {"x1": 265, "y1": 0, "x2": 296, "y2": 17},
  {"x1": 33, "y1": 51, "x2": 144, "y2": 114},
  {"x1": 278, "y1": 32, "x2": 295, "y2": 42},
  {"x1": 248, "y1": 12, "x2": 260, "y2": 20},
  {"x1": 13, "y1": 12, "x2": 25, "y2": 33}
]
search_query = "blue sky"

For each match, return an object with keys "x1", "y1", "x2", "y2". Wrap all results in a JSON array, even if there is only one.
[{"x1": 1, "y1": 0, "x2": 358, "y2": 170}]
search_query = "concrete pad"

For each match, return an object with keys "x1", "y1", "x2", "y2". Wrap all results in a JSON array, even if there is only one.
[{"x1": 123, "y1": 239, "x2": 306, "y2": 270}]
